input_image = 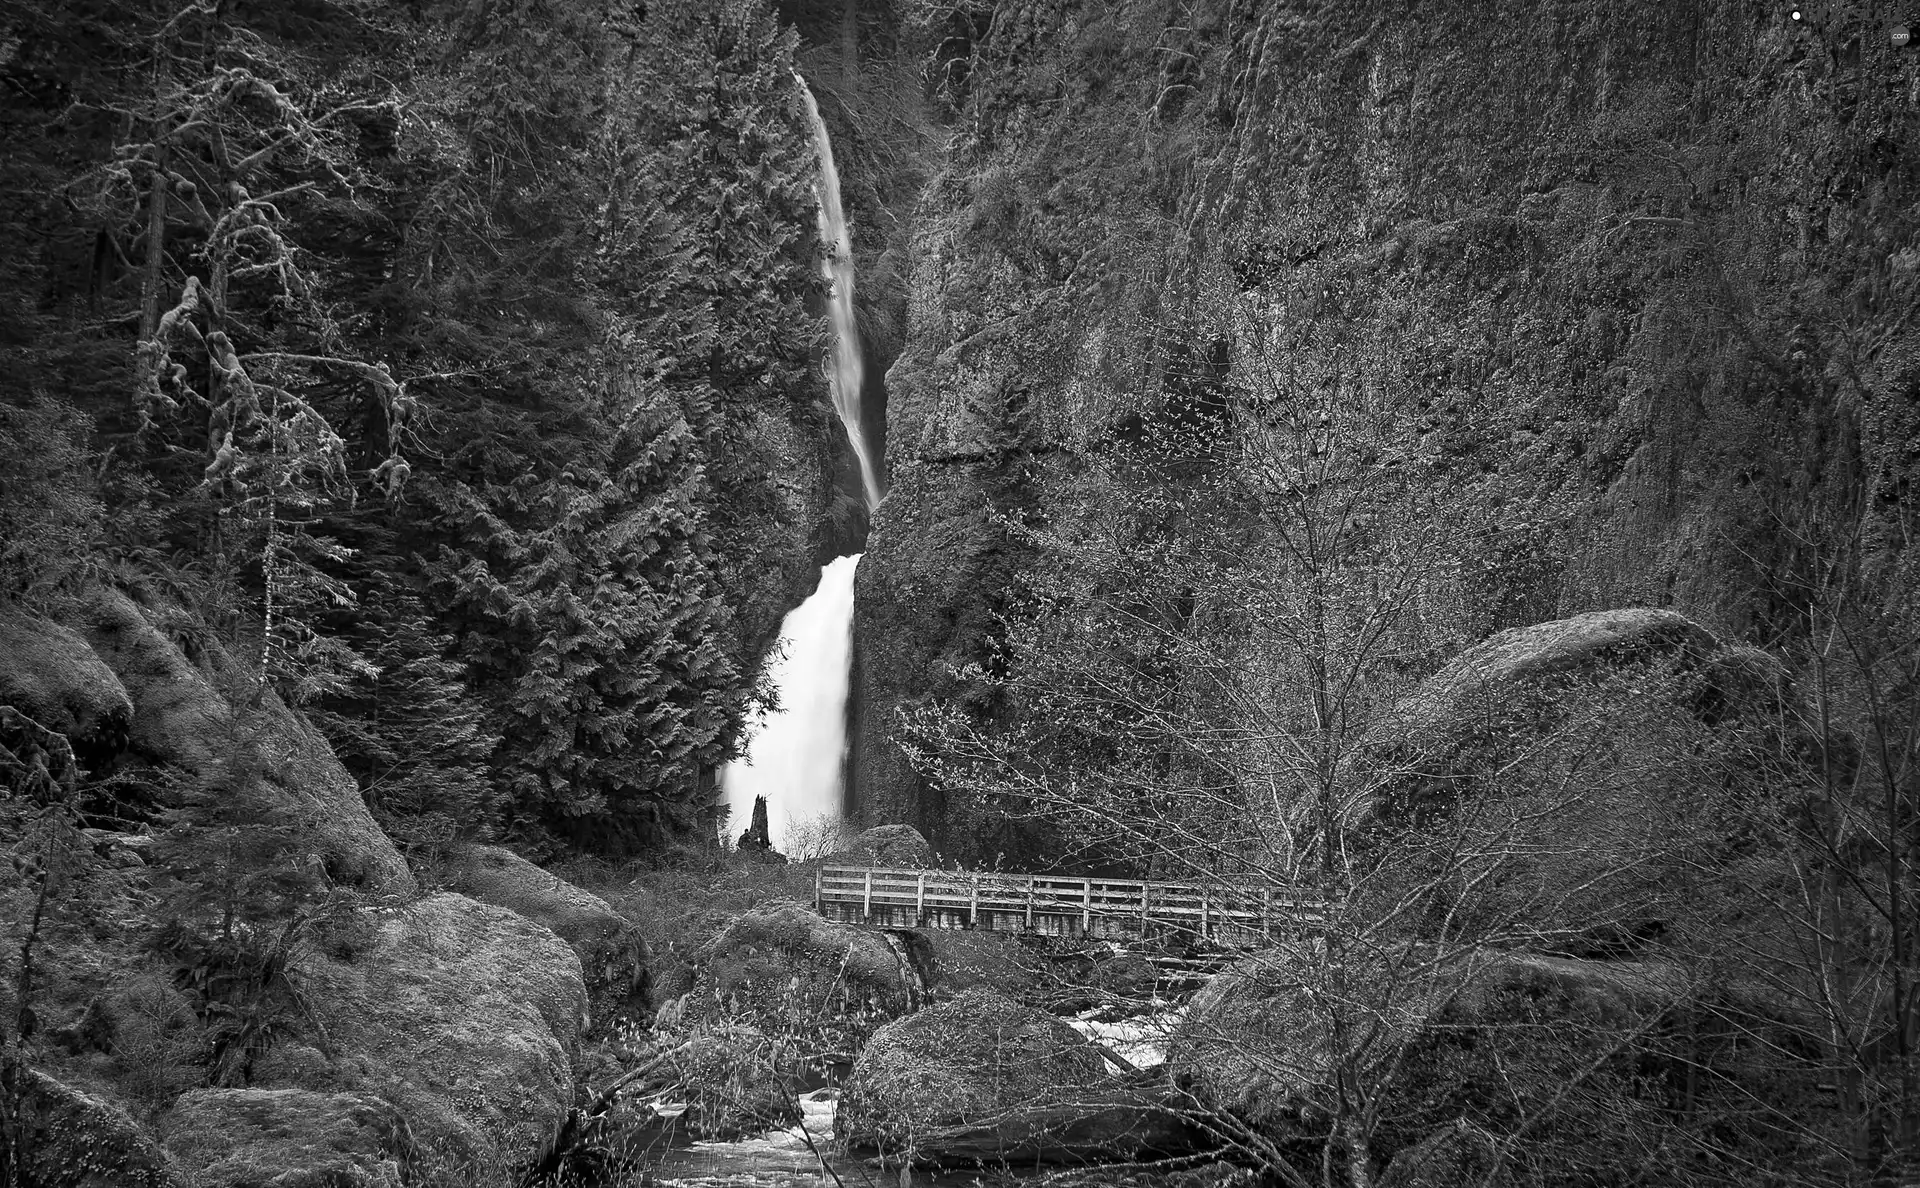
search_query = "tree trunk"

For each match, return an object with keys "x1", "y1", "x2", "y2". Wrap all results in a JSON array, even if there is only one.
[{"x1": 138, "y1": 151, "x2": 170, "y2": 341}]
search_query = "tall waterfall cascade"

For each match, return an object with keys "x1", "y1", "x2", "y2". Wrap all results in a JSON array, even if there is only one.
[
  {"x1": 720, "y1": 76, "x2": 880, "y2": 853},
  {"x1": 722, "y1": 554, "x2": 860, "y2": 853},
  {"x1": 796, "y1": 74, "x2": 884, "y2": 511}
]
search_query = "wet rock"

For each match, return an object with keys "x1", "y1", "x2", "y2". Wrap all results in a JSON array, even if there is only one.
[
  {"x1": 161, "y1": 1087, "x2": 408, "y2": 1188},
  {"x1": 443, "y1": 844, "x2": 650, "y2": 1016},
  {"x1": 290, "y1": 893, "x2": 587, "y2": 1183}
]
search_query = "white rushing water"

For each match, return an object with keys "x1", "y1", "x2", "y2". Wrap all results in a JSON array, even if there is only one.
[
  {"x1": 795, "y1": 74, "x2": 884, "y2": 511},
  {"x1": 721, "y1": 554, "x2": 860, "y2": 853},
  {"x1": 718, "y1": 78, "x2": 882, "y2": 855}
]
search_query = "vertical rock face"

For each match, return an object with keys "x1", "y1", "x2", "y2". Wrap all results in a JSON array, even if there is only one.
[{"x1": 855, "y1": 0, "x2": 1920, "y2": 840}]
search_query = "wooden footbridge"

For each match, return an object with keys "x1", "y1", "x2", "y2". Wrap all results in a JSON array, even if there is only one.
[{"x1": 814, "y1": 866, "x2": 1313, "y2": 947}]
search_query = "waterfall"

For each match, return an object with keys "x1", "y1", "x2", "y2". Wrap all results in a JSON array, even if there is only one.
[
  {"x1": 720, "y1": 78, "x2": 879, "y2": 855},
  {"x1": 722, "y1": 554, "x2": 861, "y2": 853},
  {"x1": 795, "y1": 74, "x2": 884, "y2": 511}
]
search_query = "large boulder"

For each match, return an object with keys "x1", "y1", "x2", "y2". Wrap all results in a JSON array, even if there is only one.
[
  {"x1": 0, "y1": 606, "x2": 132, "y2": 762},
  {"x1": 1349, "y1": 607, "x2": 1763, "y2": 826},
  {"x1": 1171, "y1": 944, "x2": 1817, "y2": 1180},
  {"x1": 1346, "y1": 608, "x2": 1803, "y2": 954},
  {"x1": 443, "y1": 844, "x2": 649, "y2": 1016},
  {"x1": 1169, "y1": 945, "x2": 1689, "y2": 1132},
  {"x1": 836, "y1": 824, "x2": 935, "y2": 867},
  {"x1": 289, "y1": 893, "x2": 588, "y2": 1182},
  {"x1": 161, "y1": 1088, "x2": 408, "y2": 1188},
  {"x1": 0, "y1": 1058, "x2": 179, "y2": 1187},
  {"x1": 694, "y1": 900, "x2": 927, "y2": 1021},
  {"x1": 76, "y1": 592, "x2": 412, "y2": 895},
  {"x1": 837, "y1": 987, "x2": 1189, "y2": 1165}
]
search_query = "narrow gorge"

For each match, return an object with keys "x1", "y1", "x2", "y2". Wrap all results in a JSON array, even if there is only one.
[{"x1": 1, "y1": 1, "x2": 1916, "y2": 1187}]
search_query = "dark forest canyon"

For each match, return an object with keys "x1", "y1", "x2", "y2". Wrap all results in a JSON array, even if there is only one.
[{"x1": 2, "y1": 1, "x2": 1918, "y2": 1185}]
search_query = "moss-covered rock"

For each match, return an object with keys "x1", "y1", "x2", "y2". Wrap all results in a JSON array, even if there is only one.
[
  {"x1": 0, "y1": 1058, "x2": 178, "y2": 1188},
  {"x1": 443, "y1": 844, "x2": 649, "y2": 1017},
  {"x1": 835, "y1": 823, "x2": 935, "y2": 867},
  {"x1": 693, "y1": 899, "x2": 925, "y2": 1020},
  {"x1": 76, "y1": 592, "x2": 412, "y2": 895},
  {"x1": 161, "y1": 1088, "x2": 408, "y2": 1188},
  {"x1": 0, "y1": 605, "x2": 132, "y2": 760},
  {"x1": 289, "y1": 893, "x2": 587, "y2": 1183},
  {"x1": 1346, "y1": 608, "x2": 1806, "y2": 955},
  {"x1": 1171, "y1": 944, "x2": 1819, "y2": 1179},
  {"x1": 837, "y1": 986, "x2": 1187, "y2": 1165}
]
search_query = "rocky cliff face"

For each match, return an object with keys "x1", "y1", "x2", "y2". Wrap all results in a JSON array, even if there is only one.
[{"x1": 854, "y1": 0, "x2": 1920, "y2": 846}]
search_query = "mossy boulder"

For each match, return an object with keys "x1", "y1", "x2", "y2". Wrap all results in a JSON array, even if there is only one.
[
  {"x1": 161, "y1": 1088, "x2": 408, "y2": 1188},
  {"x1": 443, "y1": 844, "x2": 649, "y2": 1016},
  {"x1": 693, "y1": 900, "x2": 926, "y2": 1022},
  {"x1": 290, "y1": 893, "x2": 588, "y2": 1183},
  {"x1": 836, "y1": 824, "x2": 935, "y2": 867},
  {"x1": 0, "y1": 1058, "x2": 178, "y2": 1188},
  {"x1": 837, "y1": 987, "x2": 1189, "y2": 1165},
  {"x1": 76, "y1": 592, "x2": 412, "y2": 895},
  {"x1": 1347, "y1": 608, "x2": 1804, "y2": 955},
  {"x1": 0, "y1": 605, "x2": 132, "y2": 761},
  {"x1": 1171, "y1": 944, "x2": 1818, "y2": 1178},
  {"x1": 1377, "y1": 1120, "x2": 1504, "y2": 1188}
]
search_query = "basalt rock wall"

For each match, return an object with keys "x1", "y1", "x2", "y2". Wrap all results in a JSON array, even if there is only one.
[{"x1": 853, "y1": 0, "x2": 1920, "y2": 849}]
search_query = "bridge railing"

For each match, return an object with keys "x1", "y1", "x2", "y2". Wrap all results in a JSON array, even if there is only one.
[{"x1": 814, "y1": 865, "x2": 1314, "y2": 942}]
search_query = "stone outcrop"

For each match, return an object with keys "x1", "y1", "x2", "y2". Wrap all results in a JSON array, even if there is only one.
[
  {"x1": 443, "y1": 843, "x2": 649, "y2": 1016},
  {"x1": 161, "y1": 1088, "x2": 409, "y2": 1188},
  {"x1": 289, "y1": 893, "x2": 588, "y2": 1182},
  {"x1": 837, "y1": 986, "x2": 1190, "y2": 1165},
  {"x1": 851, "y1": 0, "x2": 1906, "y2": 864},
  {"x1": 1346, "y1": 607, "x2": 1783, "y2": 826},
  {"x1": 73, "y1": 591, "x2": 413, "y2": 895}
]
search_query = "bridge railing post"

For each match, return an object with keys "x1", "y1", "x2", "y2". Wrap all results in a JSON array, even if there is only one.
[
  {"x1": 1082, "y1": 879, "x2": 1092, "y2": 935},
  {"x1": 814, "y1": 868, "x2": 823, "y2": 915},
  {"x1": 1026, "y1": 876, "x2": 1035, "y2": 931},
  {"x1": 969, "y1": 873, "x2": 980, "y2": 929},
  {"x1": 915, "y1": 871, "x2": 926, "y2": 925},
  {"x1": 863, "y1": 869, "x2": 872, "y2": 923}
]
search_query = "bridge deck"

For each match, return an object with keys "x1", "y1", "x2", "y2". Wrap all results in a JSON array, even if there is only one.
[{"x1": 814, "y1": 866, "x2": 1313, "y2": 945}]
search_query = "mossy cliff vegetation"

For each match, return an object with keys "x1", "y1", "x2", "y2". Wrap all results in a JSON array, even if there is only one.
[
  {"x1": 0, "y1": 0, "x2": 843, "y2": 854},
  {"x1": 0, "y1": 0, "x2": 870, "y2": 1183}
]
